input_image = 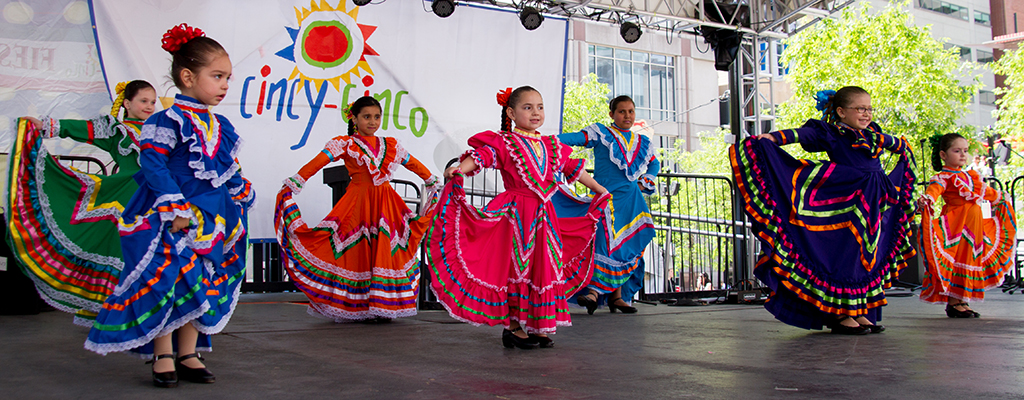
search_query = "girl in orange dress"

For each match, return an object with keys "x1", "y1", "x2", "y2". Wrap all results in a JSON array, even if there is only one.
[
  {"x1": 919, "y1": 133, "x2": 1016, "y2": 318},
  {"x1": 275, "y1": 96, "x2": 439, "y2": 322}
]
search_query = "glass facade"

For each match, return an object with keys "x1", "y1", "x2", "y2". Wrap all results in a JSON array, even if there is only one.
[
  {"x1": 975, "y1": 11, "x2": 991, "y2": 26},
  {"x1": 588, "y1": 44, "x2": 676, "y2": 121},
  {"x1": 917, "y1": 0, "x2": 970, "y2": 21}
]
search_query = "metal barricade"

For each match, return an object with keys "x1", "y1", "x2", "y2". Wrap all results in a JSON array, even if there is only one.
[
  {"x1": 642, "y1": 173, "x2": 748, "y2": 301},
  {"x1": 56, "y1": 155, "x2": 108, "y2": 175}
]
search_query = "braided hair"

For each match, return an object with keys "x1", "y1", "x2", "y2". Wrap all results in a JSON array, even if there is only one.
[
  {"x1": 500, "y1": 86, "x2": 539, "y2": 132},
  {"x1": 929, "y1": 133, "x2": 966, "y2": 172},
  {"x1": 816, "y1": 86, "x2": 869, "y2": 125},
  {"x1": 346, "y1": 96, "x2": 382, "y2": 136}
]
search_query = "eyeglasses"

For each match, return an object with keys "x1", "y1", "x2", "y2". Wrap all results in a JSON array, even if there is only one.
[{"x1": 843, "y1": 106, "x2": 874, "y2": 115}]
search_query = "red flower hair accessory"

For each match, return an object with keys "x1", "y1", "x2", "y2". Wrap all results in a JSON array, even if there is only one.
[
  {"x1": 161, "y1": 23, "x2": 205, "y2": 53},
  {"x1": 496, "y1": 87, "x2": 513, "y2": 107}
]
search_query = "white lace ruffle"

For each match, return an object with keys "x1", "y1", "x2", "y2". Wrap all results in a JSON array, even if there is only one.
[
  {"x1": 283, "y1": 174, "x2": 306, "y2": 194},
  {"x1": 32, "y1": 150, "x2": 125, "y2": 269}
]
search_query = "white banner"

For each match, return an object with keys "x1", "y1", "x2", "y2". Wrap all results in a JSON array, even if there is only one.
[{"x1": 92, "y1": 0, "x2": 568, "y2": 238}]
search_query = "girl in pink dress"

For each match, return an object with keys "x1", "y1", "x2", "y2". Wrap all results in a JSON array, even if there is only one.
[{"x1": 426, "y1": 86, "x2": 609, "y2": 349}]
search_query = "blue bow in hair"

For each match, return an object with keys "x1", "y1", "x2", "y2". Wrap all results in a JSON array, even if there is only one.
[{"x1": 814, "y1": 90, "x2": 836, "y2": 112}]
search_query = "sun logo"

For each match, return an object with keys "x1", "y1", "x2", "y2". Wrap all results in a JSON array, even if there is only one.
[{"x1": 275, "y1": 0, "x2": 379, "y2": 91}]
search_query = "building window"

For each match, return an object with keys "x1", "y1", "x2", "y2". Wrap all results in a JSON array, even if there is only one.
[
  {"x1": 979, "y1": 90, "x2": 996, "y2": 106},
  {"x1": 944, "y1": 43, "x2": 972, "y2": 62},
  {"x1": 975, "y1": 11, "x2": 991, "y2": 26},
  {"x1": 917, "y1": 0, "x2": 970, "y2": 21},
  {"x1": 588, "y1": 44, "x2": 676, "y2": 121},
  {"x1": 977, "y1": 49, "x2": 994, "y2": 63}
]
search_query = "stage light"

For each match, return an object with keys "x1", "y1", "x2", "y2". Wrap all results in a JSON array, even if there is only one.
[
  {"x1": 698, "y1": 0, "x2": 750, "y2": 71},
  {"x1": 620, "y1": 22, "x2": 642, "y2": 43},
  {"x1": 520, "y1": 7, "x2": 544, "y2": 30},
  {"x1": 432, "y1": 0, "x2": 455, "y2": 18},
  {"x1": 353, "y1": 0, "x2": 371, "y2": 6}
]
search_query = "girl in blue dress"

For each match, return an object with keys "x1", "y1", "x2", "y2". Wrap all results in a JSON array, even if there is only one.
[
  {"x1": 84, "y1": 24, "x2": 254, "y2": 387},
  {"x1": 554, "y1": 95, "x2": 660, "y2": 314},
  {"x1": 729, "y1": 86, "x2": 916, "y2": 335}
]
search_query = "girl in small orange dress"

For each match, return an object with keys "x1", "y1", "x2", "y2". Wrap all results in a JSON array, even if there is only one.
[
  {"x1": 275, "y1": 96, "x2": 440, "y2": 322},
  {"x1": 918, "y1": 133, "x2": 1016, "y2": 318}
]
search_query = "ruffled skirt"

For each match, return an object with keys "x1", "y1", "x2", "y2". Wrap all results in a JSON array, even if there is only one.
[
  {"x1": 425, "y1": 174, "x2": 608, "y2": 334},
  {"x1": 919, "y1": 200, "x2": 1015, "y2": 303},
  {"x1": 275, "y1": 180, "x2": 434, "y2": 321},
  {"x1": 85, "y1": 183, "x2": 248, "y2": 357},
  {"x1": 552, "y1": 181, "x2": 654, "y2": 305},
  {"x1": 6, "y1": 120, "x2": 138, "y2": 325},
  {"x1": 730, "y1": 137, "x2": 915, "y2": 329}
]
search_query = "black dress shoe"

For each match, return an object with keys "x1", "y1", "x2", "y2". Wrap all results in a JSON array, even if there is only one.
[
  {"x1": 175, "y1": 353, "x2": 215, "y2": 383},
  {"x1": 827, "y1": 315, "x2": 870, "y2": 335},
  {"x1": 528, "y1": 334, "x2": 554, "y2": 348},
  {"x1": 946, "y1": 304, "x2": 977, "y2": 318},
  {"x1": 576, "y1": 292, "x2": 599, "y2": 315},
  {"x1": 147, "y1": 354, "x2": 178, "y2": 388},
  {"x1": 502, "y1": 328, "x2": 539, "y2": 349},
  {"x1": 608, "y1": 297, "x2": 637, "y2": 314},
  {"x1": 860, "y1": 324, "x2": 885, "y2": 333}
]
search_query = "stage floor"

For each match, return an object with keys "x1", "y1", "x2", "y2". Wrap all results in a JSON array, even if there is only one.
[{"x1": 3, "y1": 290, "x2": 1023, "y2": 399}]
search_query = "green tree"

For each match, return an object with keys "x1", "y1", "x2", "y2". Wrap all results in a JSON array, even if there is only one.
[
  {"x1": 992, "y1": 47, "x2": 1024, "y2": 139},
  {"x1": 777, "y1": 0, "x2": 981, "y2": 145},
  {"x1": 562, "y1": 73, "x2": 612, "y2": 133},
  {"x1": 561, "y1": 73, "x2": 612, "y2": 161}
]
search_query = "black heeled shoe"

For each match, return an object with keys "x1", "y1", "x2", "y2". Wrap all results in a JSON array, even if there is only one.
[
  {"x1": 946, "y1": 303, "x2": 979, "y2": 318},
  {"x1": 827, "y1": 316, "x2": 870, "y2": 335},
  {"x1": 502, "y1": 328, "x2": 539, "y2": 349},
  {"x1": 576, "y1": 292, "x2": 599, "y2": 315},
  {"x1": 608, "y1": 297, "x2": 637, "y2": 314},
  {"x1": 528, "y1": 334, "x2": 554, "y2": 348},
  {"x1": 147, "y1": 354, "x2": 178, "y2": 388},
  {"x1": 175, "y1": 353, "x2": 215, "y2": 383},
  {"x1": 859, "y1": 323, "x2": 885, "y2": 333}
]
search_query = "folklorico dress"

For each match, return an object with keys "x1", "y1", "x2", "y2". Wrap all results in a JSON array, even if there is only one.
[
  {"x1": 426, "y1": 129, "x2": 610, "y2": 334},
  {"x1": 275, "y1": 135, "x2": 440, "y2": 321},
  {"x1": 553, "y1": 123, "x2": 659, "y2": 304},
  {"x1": 919, "y1": 166, "x2": 1015, "y2": 303},
  {"x1": 729, "y1": 119, "x2": 916, "y2": 329},
  {"x1": 85, "y1": 94, "x2": 255, "y2": 357},
  {"x1": 7, "y1": 115, "x2": 144, "y2": 326}
]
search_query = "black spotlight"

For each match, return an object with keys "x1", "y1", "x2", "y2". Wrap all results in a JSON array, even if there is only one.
[
  {"x1": 698, "y1": 0, "x2": 750, "y2": 71},
  {"x1": 431, "y1": 0, "x2": 455, "y2": 18},
  {"x1": 353, "y1": 0, "x2": 370, "y2": 5},
  {"x1": 520, "y1": 7, "x2": 544, "y2": 30},
  {"x1": 620, "y1": 22, "x2": 642, "y2": 43}
]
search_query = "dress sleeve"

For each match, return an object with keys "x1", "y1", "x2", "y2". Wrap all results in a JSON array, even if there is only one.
[
  {"x1": 559, "y1": 142, "x2": 586, "y2": 184},
  {"x1": 972, "y1": 170, "x2": 1006, "y2": 203},
  {"x1": 878, "y1": 131, "x2": 909, "y2": 154},
  {"x1": 638, "y1": 154, "x2": 660, "y2": 195},
  {"x1": 460, "y1": 131, "x2": 503, "y2": 176},
  {"x1": 227, "y1": 164, "x2": 256, "y2": 209},
  {"x1": 39, "y1": 115, "x2": 123, "y2": 153},
  {"x1": 922, "y1": 173, "x2": 947, "y2": 205},
  {"x1": 138, "y1": 112, "x2": 193, "y2": 222},
  {"x1": 284, "y1": 136, "x2": 348, "y2": 194},
  {"x1": 557, "y1": 131, "x2": 596, "y2": 148},
  {"x1": 767, "y1": 119, "x2": 828, "y2": 152}
]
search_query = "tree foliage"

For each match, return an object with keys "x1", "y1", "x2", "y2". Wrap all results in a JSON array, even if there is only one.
[
  {"x1": 992, "y1": 47, "x2": 1024, "y2": 139},
  {"x1": 562, "y1": 73, "x2": 612, "y2": 133},
  {"x1": 776, "y1": 1, "x2": 981, "y2": 144}
]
